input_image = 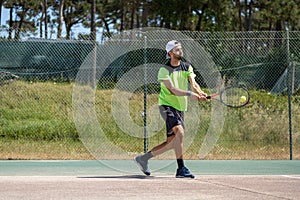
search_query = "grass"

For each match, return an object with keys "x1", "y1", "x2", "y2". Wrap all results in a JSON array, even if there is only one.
[
  {"x1": 0, "y1": 81, "x2": 299, "y2": 160},
  {"x1": 0, "y1": 138, "x2": 93, "y2": 160}
]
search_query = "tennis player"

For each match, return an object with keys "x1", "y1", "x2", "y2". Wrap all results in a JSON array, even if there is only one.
[{"x1": 135, "y1": 40, "x2": 207, "y2": 178}]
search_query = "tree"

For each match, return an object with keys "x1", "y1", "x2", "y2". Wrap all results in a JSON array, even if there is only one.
[
  {"x1": 57, "y1": 0, "x2": 64, "y2": 39},
  {"x1": 3, "y1": 0, "x2": 38, "y2": 40},
  {"x1": 43, "y1": 0, "x2": 48, "y2": 39},
  {"x1": 39, "y1": 0, "x2": 53, "y2": 39},
  {"x1": 61, "y1": 0, "x2": 88, "y2": 39},
  {"x1": 1, "y1": 0, "x2": 300, "y2": 41},
  {"x1": 234, "y1": 0, "x2": 243, "y2": 31},
  {"x1": 244, "y1": 0, "x2": 254, "y2": 31},
  {"x1": 90, "y1": 0, "x2": 96, "y2": 41},
  {"x1": 193, "y1": 1, "x2": 208, "y2": 31}
]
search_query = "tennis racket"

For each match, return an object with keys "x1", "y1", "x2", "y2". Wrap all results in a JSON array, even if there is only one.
[{"x1": 206, "y1": 85, "x2": 250, "y2": 108}]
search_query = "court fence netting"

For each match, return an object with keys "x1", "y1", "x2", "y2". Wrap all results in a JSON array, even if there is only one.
[{"x1": 0, "y1": 30, "x2": 299, "y2": 160}]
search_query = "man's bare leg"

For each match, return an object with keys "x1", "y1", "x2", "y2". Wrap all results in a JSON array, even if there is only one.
[
  {"x1": 135, "y1": 124, "x2": 194, "y2": 178},
  {"x1": 141, "y1": 124, "x2": 184, "y2": 158},
  {"x1": 172, "y1": 125, "x2": 184, "y2": 159},
  {"x1": 150, "y1": 135, "x2": 175, "y2": 156}
]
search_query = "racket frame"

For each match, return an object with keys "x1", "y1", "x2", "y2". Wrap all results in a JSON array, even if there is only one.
[{"x1": 207, "y1": 85, "x2": 250, "y2": 108}]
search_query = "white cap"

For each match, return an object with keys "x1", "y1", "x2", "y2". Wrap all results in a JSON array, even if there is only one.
[{"x1": 165, "y1": 40, "x2": 181, "y2": 59}]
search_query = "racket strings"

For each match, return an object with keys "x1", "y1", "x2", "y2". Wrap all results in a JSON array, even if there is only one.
[{"x1": 222, "y1": 87, "x2": 249, "y2": 107}]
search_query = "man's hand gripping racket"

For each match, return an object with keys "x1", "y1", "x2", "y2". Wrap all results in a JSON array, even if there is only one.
[{"x1": 206, "y1": 85, "x2": 250, "y2": 108}]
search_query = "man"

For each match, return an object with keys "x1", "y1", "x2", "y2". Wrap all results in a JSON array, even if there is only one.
[{"x1": 135, "y1": 40, "x2": 207, "y2": 178}]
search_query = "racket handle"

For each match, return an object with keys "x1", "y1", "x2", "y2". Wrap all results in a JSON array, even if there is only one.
[{"x1": 206, "y1": 96, "x2": 211, "y2": 99}]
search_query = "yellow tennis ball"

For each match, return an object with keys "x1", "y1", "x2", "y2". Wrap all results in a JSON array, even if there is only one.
[{"x1": 240, "y1": 96, "x2": 246, "y2": 103}]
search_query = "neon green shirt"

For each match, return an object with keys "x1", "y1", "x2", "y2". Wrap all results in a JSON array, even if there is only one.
[{"x1": 158, "y1": 61, "x2": 196, "y2": 111}]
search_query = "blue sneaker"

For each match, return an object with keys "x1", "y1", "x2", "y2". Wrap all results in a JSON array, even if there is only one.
[
  {"x1": 134, "y1": 156, "x2": 151, "y2": 176},
  {"x1": 176, "y1": 167, "x2": 195, "y2": 178}
]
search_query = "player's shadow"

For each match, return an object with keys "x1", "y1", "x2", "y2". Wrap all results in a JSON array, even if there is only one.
[{"x1": 78, "y1": 175, "x2": 166, "y2": 179}]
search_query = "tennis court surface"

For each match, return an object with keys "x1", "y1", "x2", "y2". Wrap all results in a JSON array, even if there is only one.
[{"x1": 1, "y1": 160, "x2": 299, "y2": 200}]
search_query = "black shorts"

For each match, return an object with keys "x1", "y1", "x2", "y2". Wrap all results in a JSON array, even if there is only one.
[{"x1": 159, "y1": 105, "x2": 185, "y2": 137}]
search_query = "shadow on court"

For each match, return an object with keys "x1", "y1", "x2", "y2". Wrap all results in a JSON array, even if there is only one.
[{"x1": 78, "y1": 175, "x2": 156, "y2": 179}]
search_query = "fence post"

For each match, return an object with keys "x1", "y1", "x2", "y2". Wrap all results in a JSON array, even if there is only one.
[
  {"x1": 287, "y1": 63, "x2": 294, "y2": 160},
  {"x1": 286, "y1": 31, "x2": 293, "y2": 160},
  {"x1": 143, "y1": 35, "x2": 148, "y2": 153}
]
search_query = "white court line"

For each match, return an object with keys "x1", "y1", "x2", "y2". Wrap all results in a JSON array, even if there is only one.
[{"x1": 281, "y1": 175, "x2": 300, "y2": 179}]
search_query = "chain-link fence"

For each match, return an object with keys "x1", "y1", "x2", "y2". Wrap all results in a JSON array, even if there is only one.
[{"x1": 0, "y1": 29, "x2": 299, "y2": 160}]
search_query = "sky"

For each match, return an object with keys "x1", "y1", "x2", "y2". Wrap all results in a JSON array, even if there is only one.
[{"x1": 0, "y1": 6, "x2": 8, "y2": 26}]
